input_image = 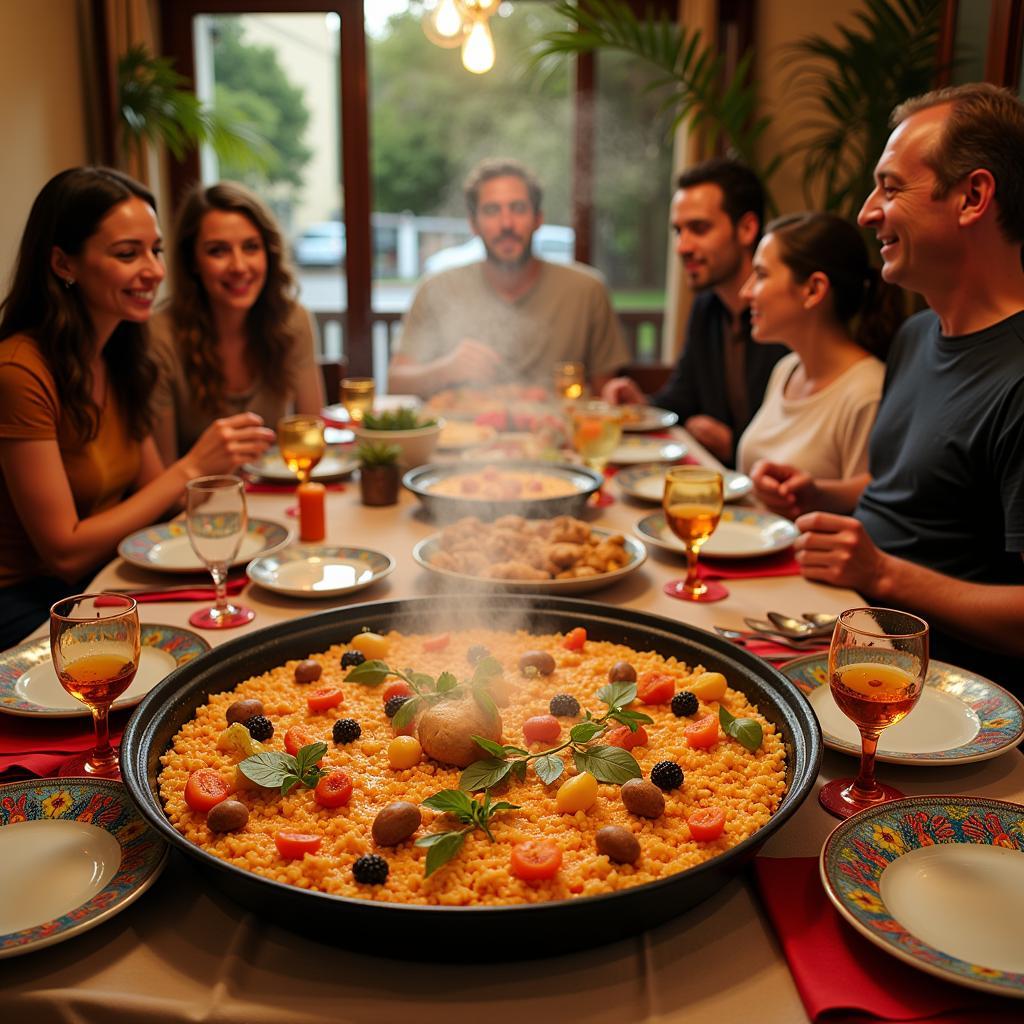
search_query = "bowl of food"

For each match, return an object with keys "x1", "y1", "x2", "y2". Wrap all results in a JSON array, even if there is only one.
[
  {"x1": 403, "y1": 460, "x2": 603, "y2": 520},
  {"x1": 352, "y1": 408, "x2": 443, "y2": 470},
  {"x1": 120, "y1": 596, "x2": 821, "y2": 959}
]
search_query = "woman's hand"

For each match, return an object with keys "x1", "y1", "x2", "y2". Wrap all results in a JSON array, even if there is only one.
[
  {"x1": 600, "y1": 377, "x2": 645, "y2": 405},
  {"x1": 180, "y1": 413, "x2": 275, "y2": 478},
  {"x1": 750, "y1": 460, "x2": 818, "y2": 519}
]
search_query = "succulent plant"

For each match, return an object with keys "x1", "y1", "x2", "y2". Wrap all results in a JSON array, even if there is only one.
[
  {"x1": 356, "y1": 442, "x2": 401, "y2": 467},
  {"x1": 361, "y1": 408, "x2": 436, "y2": 431}
]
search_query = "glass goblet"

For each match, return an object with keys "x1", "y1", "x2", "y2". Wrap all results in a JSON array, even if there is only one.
[
  {"x1": 185, "y1": 475, "x2": 255, "y2": 630},
  {"x1": 278, "y1": 414, "x2": 325, "y2": 517},
  {"x1": 819, "y1": 607, "x2": 929, "y2": 819},
  {"x1": 340, "y1": 377, "x2": 375, "y2": 425},
  {"x1": 50, "y1": 593, "x2": 140, "y2": 778},
  {"x1": 570, "y1": 400, "x2": 623, "y2": 474},
  {"x1": 662, "y1": 466, "x2": 727, "y2": 602}
]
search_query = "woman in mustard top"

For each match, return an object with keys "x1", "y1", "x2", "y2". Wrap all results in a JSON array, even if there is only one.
[{"x1": 0, "y1": 167, "x2": 274, "y2": 649}]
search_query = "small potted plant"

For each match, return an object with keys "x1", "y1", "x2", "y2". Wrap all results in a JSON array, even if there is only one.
[
  {"x1": 357, "y1": 442, "x2": 402, "y2": 506},
  {"x1": 353, "y1": 408, "x2": 443, "y2": 469}
]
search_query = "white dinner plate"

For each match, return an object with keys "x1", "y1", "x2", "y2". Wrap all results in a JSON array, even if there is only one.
[
  {"x1": 0, "y1": 624, "x2": 210, "y2": 719},
  {"x1": 242, "y1": 446, "x2": 358, "y2": 482},
  {"x1": 634, "y1": 508, "x2": 799, "y2": 559},
  {"x1": 780, "y1": 653, "x2": 1024, "y2": 764},
  {"x1": 413, "y1": 528, "x2": 647, "y2": 595},
  {"x1": 620, "y1": 405, "x2": 679, "y2": 432},
  {"x1": 821, "y1": 795, "x2": 1024, "y2": 998},
  {"x1": 246, "y1": 545, "x2": 394, "y2": 598},
  {"x1": 609, "y1": 437, "x2": 687, "y2": 465},
  {"x1": 118, "y1": 518, "x2": 291, "y2": 575},
  {"x1": 616, "y1": 464, "x2": 753, "y2": 504}
]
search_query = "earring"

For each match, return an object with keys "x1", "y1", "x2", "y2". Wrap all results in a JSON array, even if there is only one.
[{"x1": 62, "y1": 277, "x2": 75, "y2": 289}]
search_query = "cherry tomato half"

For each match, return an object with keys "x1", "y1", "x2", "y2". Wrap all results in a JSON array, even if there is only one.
[
  {"x1": 636, "y1": 672, "x2": 675, "y2": 705},
  {"x1": 604, "y1": 724, "x2": 649, "y2": 750},
  {"x1": 306, "y1": 687, "x2": 345, "y2": 713},
  {"x1": 314, "y1": 770, "x2": 354, "y2": 808},
  {"x1": 523, "y1": 714, "x2": 561, "y2": 744},
  {"x1": 184, "y1": 768, "x2": 230, "y2": 813},
  {"x1": 562, "y1": 627, "x2": 587, "y2": 651},
  {"x1": 687, "y1": 807, "x2": 726, "y2": 842},
  {"x1": 274, "y1": 831, "x2": 322, "y2": 859},
  {"x1": 284, "y1": 725, "x2": 323, "y2": 758},
  {"x1": 510, "y1": 839, "x2": 563, "y2": 880},
  {"x1": 382, "y1": 681, "x2": 414, "y2": 704},
  {"x1": 684, "y1": 714, "x2": 719, "y2": 749},
  {"x1": 422, "y1": 633, "x2": 451, "y2": 652}
]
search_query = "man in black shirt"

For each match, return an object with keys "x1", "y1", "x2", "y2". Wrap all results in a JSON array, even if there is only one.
[
  {"x1": 795, "y1": 84, "x2": 1024, "y2": 691},
  {"x1": 602, "y1": 159, "x2": 786, "y2": 466}
]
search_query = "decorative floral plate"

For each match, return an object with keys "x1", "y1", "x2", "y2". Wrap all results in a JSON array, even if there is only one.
[
  {"x1": 634, "y1": 508, "x2": 799, "y2": 559},
  {"x1": 781, "y1": 653, "x2": 1024, "y2": 765},
  {"x1": 616, "y1": 464, "x2": 753, "y2": 504},
  {"x1": 0, "y1": 624, "x2": 210, "y2": 719},
  {"x1": 821, "y1": 795, "x2": 1024, "y2": 998},
  {"x1": 246, "y1": 545, "x2": 395, "y2": 598},
  {"x1": 0, "y1": 777, "x2": 167, "y2": 958},
  {"x1": 118, "y1": 518, "x2": 291, "y2": 575}
]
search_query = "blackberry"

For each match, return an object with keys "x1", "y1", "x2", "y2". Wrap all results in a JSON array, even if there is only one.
[
  {"x1": 242, "y1": 714, "x2": 274, "y2": 741},
  {"x1": 353, "y1": 853, "x2": 390, "y2": 885},
  {"x1": 341, "y1": 649, "x2": 366, "y2": 669},
  {"x1": 384, "y1": 694, "x2": 411, "y2": 719},
  {"x1": 549, "y1": 693, "x2": 581, "y2": 717},
  {"x1": 332, "y1": 718, "x2": 361, "y2": 744},
  {"x1": 671, "y1": 691, "x2": 699, "y2": 718},
  {"x1": 650, "y1": 760, "x2": 684, "y2": 791},
  {"x1": 467, "y1": 644, "x2": 491, "y2": 666}
]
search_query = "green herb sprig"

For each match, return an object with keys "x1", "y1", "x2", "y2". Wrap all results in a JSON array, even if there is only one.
[
  {"x1": 238, "y1": 742, "x2": 328, "y2": 794},
  {"x1": 345, "y1": 656, "x2": 503, "y2": 730},
  {"x1": 415, "y1": 789, "x2": 520, "y2": 877},
  {"x1": 361, "y1": 408, "x2": 437, "y2": 431},
  {"x1": 718, "y1": 704, "x2": 763, "y2": 752},
  {"x1": 460, "y1": 680, "x2": 653, "y2": 791}
]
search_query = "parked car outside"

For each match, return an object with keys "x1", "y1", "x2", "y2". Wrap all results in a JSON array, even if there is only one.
[
  {"x1": 293, "y1": 221, "x2": 345, "y2": 267},
  {"x1": 422, "y1": 224, "x2": 575, "y2": 276}
]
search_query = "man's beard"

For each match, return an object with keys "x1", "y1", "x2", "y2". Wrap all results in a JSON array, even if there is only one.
[
  {"x1": 483, "y1": 232, "x2": 533, "y2": 270},
  {"x1": 684, "y1": 245, "x2": 744, "y2": 292}
]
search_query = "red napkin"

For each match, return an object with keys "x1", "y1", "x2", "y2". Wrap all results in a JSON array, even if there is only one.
[
  {"x1": 737, "y1": 638, "x2": 827, "y2": 661},
  {"x1": 698, "y1": 550, "x2": 801, "y2": 579},
  {"x1": 101, "y1": 576, "x2": 248, "y2": 604},
  {"x1": 0, "y1": 710, "x2": 130, "y2": 780},
  {"x1": 753, "y1": 856, "x2": 1018, "y2": 1023}
]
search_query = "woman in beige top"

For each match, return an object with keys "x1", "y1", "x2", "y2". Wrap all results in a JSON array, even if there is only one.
[
  {"x1": 736, "y1": 212, "x2": 899, "y2": 519},
  {"x1": 150, "y1": 182, "x2": 325, "y2": 462}
]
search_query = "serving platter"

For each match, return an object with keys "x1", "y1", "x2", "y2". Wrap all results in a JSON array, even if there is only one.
[
  {"x1": 609, "y1": 437, "x2": 687, "y2": 465},
  {"x1": 412, "y1": 529, "x2": 647, "y2": 595},
  {"x1": 781, "y1": 653, "x2": 1024, "y2": 765},
  {"x1": 242, "y1": 446, "x2": 358, "y2": 483},
  {"x1": 118, "y1": 518, "x2": 291, "y2": 575},
  {"x1": 619, "y1": 405, "x2": 679, "y2": 432},
  {"x1": 635, "y1": 508, "x2": 800, "y2": 560},
  {"x1": 247, "y1": 545, "x2": 394, "y2": 599},
  {"x1": 616, "y1": 464, "x2": 754, "y2": 504},
  {"x1": 121, "y1": 596, "x2": 820, "y2": 960},
  {"x1": 0, "y1": 777, "x2": 167, "y2": 959},
  {"x1": 403, "y1": 460, "x2": 603, "y2": 521},
  {"x1": 0, "y1": 624, "x2": 210, "y2": 718},
  {"x1": 821, "y1": 795, "x2": 1024, "y2": 998}
]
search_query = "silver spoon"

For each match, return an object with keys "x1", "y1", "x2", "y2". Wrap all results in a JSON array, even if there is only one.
[
  {"x1": 765, "y1": 611, "x2": 836, "y2": 638},
  {"x1": 715, "y1": 626, "x2": 822, "y2": 650}
]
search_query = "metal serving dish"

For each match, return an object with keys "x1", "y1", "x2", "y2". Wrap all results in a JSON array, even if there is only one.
[
  {"x1": 402, "y1": 459, "x2": 603, "y2": 520},
  {"x1": 121, "y1": 597, "x2": 821, "y2": 960}
]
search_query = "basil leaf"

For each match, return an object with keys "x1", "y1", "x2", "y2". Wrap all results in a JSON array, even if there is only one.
[
  {"x1": 421, "y1": 830, "x2": 466, "y2": 877},
  {"x1": 574, "y1": 745, "x2": 642, "y2": 784},
  {"x1": 503, "y1": 745, "x2": 529, "y2": 757},
  {"x1": 597, "y1": 681, "x2": 637, "y2": 710},
  {"x1": 409, "y1": 671, "x2": 437, "y2": 693},
  {"x1": 345, "y1": 660, "x2": 392, "y2": 685},
  {"x1": 729, "y1": 716, "x2": 763, "y2": 752},
  {"x1": 436, "y1": 671, "x2": 458, "y2": 693},
  {"x1": 459, "y1": 757, "x2": 512, "y2": 792},
  {"x1": 569, "y1": 721, "x2": 604, "y2": 743},
  {"x1": 421, "y1": 790, "x2": 476, "y2": 820},
  {"x1": 280, "y1": 773, "x2": 304, "y2": 795},
  {"x1": 718, "y1": 705, "x2": 737, "y2": 729},
  {"x1": 511, "y1": 760, "x2": 528, "y2": 783},
  {"x1": 470, "y1": 735, "x2": 508, "y2": 758},
  {"x1": 238, "y1": 751, "x2": 290, "y2": 788},
  {"x1": 472, "y1": 655, "x2": 503, "y2": 683},
  {"x1": 472, "y1": 685, "x2": 500, "y2": 724},
  {"x1": 391, "y1": 694, "x2": 421, "y2": 731},
  {"x1": 609, "y1": 708, "x2": 653, "y2": 728},
  {"x1": 414, "y1": 831, "x2": 457, "y2": 847},
  {"x1": 533, "y1": 753, "x2": 565, "y2": 785},
  {"x1": 488, "y1": 800, "x2": 520, "y2": 814},
  {"x1": 295, "y1": 742, "x2": 328, "y2": 776}
]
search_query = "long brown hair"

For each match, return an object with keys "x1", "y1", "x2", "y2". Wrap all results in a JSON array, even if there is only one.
[
  {"x1": 765, "y1": 212, "x2": 903, "y2": 359},
  {"x1": 0, "y1": 166, "x2": 158, "y2": 441},
  {"x1": 167, "y1": 181, "x2": 299, "y2": 413}
]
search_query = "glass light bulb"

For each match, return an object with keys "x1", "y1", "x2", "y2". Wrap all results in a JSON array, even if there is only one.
[
  {"x1": 433, "y1": 0, "x2": 463, "y2": 38},
  {"x1": 462, "y1": 18, "x2": 495, "y2": 74}
]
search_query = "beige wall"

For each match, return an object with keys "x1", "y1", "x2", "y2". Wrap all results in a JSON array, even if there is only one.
[{"x1": 0, "y1": 0, "x2": 90, "y2": 291}]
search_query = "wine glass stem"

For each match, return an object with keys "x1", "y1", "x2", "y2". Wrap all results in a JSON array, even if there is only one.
[
  {"x1": 210, "y1": 562, "x2": 229, "y2": 612},
  {"x1": 852, "y1": 729, "x2": 882, "y2": 798},
  {"x1": 683, "y1": 544, "x2": 701, "y2": 592},
  {"x1": 90, "y1": 704, "x2": 115, "y2": 767}
]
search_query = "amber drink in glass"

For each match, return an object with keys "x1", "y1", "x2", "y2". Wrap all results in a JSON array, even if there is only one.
[{"x1": 662, "y1": 466, "x2": 726, "y2": 601}]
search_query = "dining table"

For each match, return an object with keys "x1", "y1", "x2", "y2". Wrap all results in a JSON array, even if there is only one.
[{"x1": 2, "y1": 426, "x2": 1022, "y2": 1024}]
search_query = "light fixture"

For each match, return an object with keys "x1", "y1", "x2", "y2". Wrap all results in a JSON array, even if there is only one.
[{"x1": 422, "y1": 0, "x2": 500, "y2": 74}]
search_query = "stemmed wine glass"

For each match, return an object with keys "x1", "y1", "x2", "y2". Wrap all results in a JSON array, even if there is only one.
[
  {"x1": 185, "y1": 475, "x2": 255, "y2": 629},
  {"x1": 819, "y1": 607, "x2": 929, "y2": 818},
  {"x1": 50, "y1": 593, "x2": 140, "y2": 778},
  {"x1": 661, "y1": 466, "x2": 728, "y2": 602},
  {"x1": 278, "y1": 414, "x2": 325, "y2": 516}
]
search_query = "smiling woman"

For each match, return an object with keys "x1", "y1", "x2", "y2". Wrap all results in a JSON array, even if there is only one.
[{"x1": 0, "y1": 167, "x2": 274, "y2": 649}]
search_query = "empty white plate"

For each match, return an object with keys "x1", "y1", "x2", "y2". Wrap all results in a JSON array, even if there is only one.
[
  {"x1": 616, "y1": 464, "x2": 753, "y2": 504},
  {"x1": 609, "y1": 438, "x2": 687, "y2": 465},
  {"x1": 247, "y1": 544, "x2": 394, "y2": 598},
  {"x1": 635, "y1": 508, "x2": 799, "y2": 559}
]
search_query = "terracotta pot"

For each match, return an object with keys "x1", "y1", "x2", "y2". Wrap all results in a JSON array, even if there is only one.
[{"x1": 359, "y1": 464, "x2": 400, "y2": 506}]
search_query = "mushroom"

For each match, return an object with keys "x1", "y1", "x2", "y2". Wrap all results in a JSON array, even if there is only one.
[{"x1": 417, "y1": 697, "x2": 503, "y2": 768}]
